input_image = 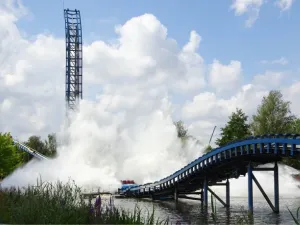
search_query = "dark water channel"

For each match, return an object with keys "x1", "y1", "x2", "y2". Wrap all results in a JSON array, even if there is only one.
[{"x1": 107, "y1": 196, "x2": 300, "y2": 224}]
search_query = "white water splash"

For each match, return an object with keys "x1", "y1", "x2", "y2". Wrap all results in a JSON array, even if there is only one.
[
  {"x1": 1, "y1": 98, "x2": 204, "y2": 191},
  {"x1": 2, "y1": 99, "x2": 300, "y2": 197}
]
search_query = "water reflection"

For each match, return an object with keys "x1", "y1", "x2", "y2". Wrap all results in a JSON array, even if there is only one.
[{"x1": 112, "y1": 197, "x2": 300, "y2": 224}]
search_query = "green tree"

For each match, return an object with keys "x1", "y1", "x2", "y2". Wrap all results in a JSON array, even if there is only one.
[
  {"x1": 216, "y1": 108, "x2": 251, "y2": 147},
  {"x1": 282, "y1": 118, "x2": 300, "y2": 170},
  {"x1": 24, "y1": 134, "x2": 57, "y2": 158},
  {"x1": 251, "y1": 90, "x2": 296, "y2": 135},
  {"x1": 291, "y1": 118, "x2": 300, "y2": 134},
  {"x1": 173, "y1": 120, "x2": 202, "y2": 146},
  {"x1": 174, "y1": 120, "x2": 189, "y2": 145},
  {"x1": 25, "y1": 136, "x2": 47, "y2": 156},
  {"x1": 0, "y1": 132, "x2": 23, "y2": 178},
  {"x1": 251, "y1": 91, "x2": 300, "y2": 170},
  {"x1": 174, "y1": 121, "x2": 188, "y2": 138},
  {"x1": 45, "y1": 133, "x2": 57, "y2": 157},
  {"x1": 204, "y1": 145, "x2": 213, "y2": 153}
]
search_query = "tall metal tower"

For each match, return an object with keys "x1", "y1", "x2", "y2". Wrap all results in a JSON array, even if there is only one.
[{"x1": 64, "y1": 9, "x2": 83, "y2": 113}]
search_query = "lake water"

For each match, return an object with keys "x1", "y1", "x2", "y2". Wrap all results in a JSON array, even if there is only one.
[{"x1": 104, "y1": 196, "x2": 300, "y2": 224}]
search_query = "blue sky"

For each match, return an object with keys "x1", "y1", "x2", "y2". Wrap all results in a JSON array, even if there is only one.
[
  {"x1": 18, "y1": 0, "x2": 300, "y2": 82},
  {"x1": 1, "y1": 0, "x2": 299, "y2": 142}
]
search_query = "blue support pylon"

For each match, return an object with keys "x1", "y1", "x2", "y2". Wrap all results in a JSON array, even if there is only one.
[
  {"x1": 226, "y1": 179, "x2": 230, "y2": 207},
  {"x1": 248, "y1": 161, "x2": 280, "y2": 214},
  {"x1": 274, "y1": 162, "x2": 279, "y2": 213},
  {"x1": 248, "y1": 163, "x2": 253, "y2": 213},
  {"x1": 174, "y1": 185, "x2": 178, "y2": 202},
  {"x1": 203, "y1": 177, "x2": 208, "y2": 207}
]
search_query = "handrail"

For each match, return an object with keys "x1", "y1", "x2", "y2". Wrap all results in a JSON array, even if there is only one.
[{"x1": 13, "y1": 139, "x2": 49, "y2": 160}]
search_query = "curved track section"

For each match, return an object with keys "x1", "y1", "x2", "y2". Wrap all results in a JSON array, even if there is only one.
[
  {"x1": 13, "y1": 139, "x2": 49, "y2": 160},
  {"x1": 127, "y1": 134, "x2": 300, "y2": 197}
]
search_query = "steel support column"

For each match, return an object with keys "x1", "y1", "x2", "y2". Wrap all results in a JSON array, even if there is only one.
[
  {"x1": 248, "y1": 162, "x2": 280, "y2": 213},
  {"x1": 174, "y1": 186, "x2": 178, "y2": 202},
  {"x1": 274, "y1": 162, "x2": 279, "y2": 213},
  {"x1": 226, "y1": 179, "x2": 230, "y2": 207},
  {"x1": 203, "y1": 177, "x2": 208, "y2": 207},
  {"x1": 248, "y1": 163, "x2": 253, "y2": 214}
]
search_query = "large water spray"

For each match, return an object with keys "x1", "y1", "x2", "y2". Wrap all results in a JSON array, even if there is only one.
[
  {"x1": 2, "y1": 98, "x2": 300, "y2": 197},
  {"x1": 1, "y1": 98, "x2": 202, "y2": 191}
]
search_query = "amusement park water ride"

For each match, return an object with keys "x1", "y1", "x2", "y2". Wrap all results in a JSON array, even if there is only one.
[{"x1": 118, "y1": 180, "x2": 139, "y2": 195}]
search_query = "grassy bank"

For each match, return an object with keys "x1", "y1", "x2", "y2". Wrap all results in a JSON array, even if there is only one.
[{"x1": 0, "y1": 179, "x2": 166, "y2": 224}]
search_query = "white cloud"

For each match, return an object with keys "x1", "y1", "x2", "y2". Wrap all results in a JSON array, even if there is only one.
[
  {"x1": 181, "y1": 83, "x2": 268, "y2": 127},
  {"x1": 208, "y1": 59, "x2": 242, "y2": 92},
  {"x1": 0, "y1": 1, "x2": 64, "y2": 140},
  {"x1": 275, "y1": 0, "x2": 295, "y2": 11},
  {"x1": 84, "y1": 27, "x2": 205, "y2": 93},
  {"x1": 182, "y1": 30, "x2": 201, "y2": 53},
  {"x1": 253, "y1": 71, "x2": 286, "y2": 88},
  {"x1": 261, "y1": 57, "x2": 289, "y2": 65},
  {"x1": 182, "y1": 92, "x2": 230, "y2": 121},
  {"x1": 1, "y1": 0, "x2": 300, "y2": 192},
  {"x1": 231, "y1": 0, "x2": 295, "y2": 27},
  {"x1": 230, "y1": 0, "x2": 264, "y2": 27},
  {"x1": 283, "y1": 81, "x2": 300, "y2": 116}
]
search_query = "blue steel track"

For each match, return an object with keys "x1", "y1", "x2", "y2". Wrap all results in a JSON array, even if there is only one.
[
  {"x1": 12, "y1": 133, "x2": 300, "y2": 213},
  {"x1": 125, "y1": 134, "x2": 300, "y2": 211}
]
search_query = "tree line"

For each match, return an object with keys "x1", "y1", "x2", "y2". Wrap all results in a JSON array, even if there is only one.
[
  {"x1": 175, "y1": 89, "x2": 300, "y2": 151},
  {"x1": 174, "y1": 90, "x2": 300, "y2": 169},
  {"x1": 200, "y1": 90, "x2": 300, "y2": 169},
  {"x1": 215, "y1": 90, "x2": 299, "y2": 146},
  {"x1": 214, "y1": 90, "x2": 300, "y2": 145}
]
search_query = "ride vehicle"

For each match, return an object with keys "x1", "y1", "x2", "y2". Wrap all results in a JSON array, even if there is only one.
[{"x1": 118, "y1": 180, "x2": 138, "y2": 195}]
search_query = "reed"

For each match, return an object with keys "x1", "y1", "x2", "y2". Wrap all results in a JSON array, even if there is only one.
[{"x1": 0, "y1": 179, "x2": 165, "y2": 224}]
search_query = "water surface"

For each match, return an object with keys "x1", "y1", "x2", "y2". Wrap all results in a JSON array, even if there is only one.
[{"x1": 109, "y1": 196, "x2": 300, "y2": 224}]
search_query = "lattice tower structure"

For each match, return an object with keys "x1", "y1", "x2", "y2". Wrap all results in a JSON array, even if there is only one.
[{"x1": 64, "y1": 9, "x2": 82, "y2": 113}]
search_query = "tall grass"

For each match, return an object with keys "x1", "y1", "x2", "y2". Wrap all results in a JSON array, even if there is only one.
[
  {"x1": 0, "y1": 179, "x2": 166, "y2": 224},
  {"x1": 5, "y1": 179, "x2": 299, "y2": 224}
]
